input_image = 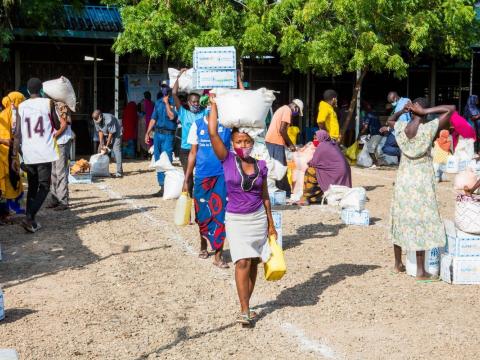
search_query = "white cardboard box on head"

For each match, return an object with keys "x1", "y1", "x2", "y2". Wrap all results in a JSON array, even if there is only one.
[
  {"x1": 441, "y1": 253, "x2": 480, "y2": 284},
  {"x1": 341, "y1": 208, "x2": 369, "y2": 226},
  {"x1": 194, "y1": 69, "x2": 237, "y2": 89},
  {"x1": 445, "y1": 219, "x2": 480, "y2": 257},
  {"x1": 193, "y1": 46, "x2": 236, "y2": 70}
]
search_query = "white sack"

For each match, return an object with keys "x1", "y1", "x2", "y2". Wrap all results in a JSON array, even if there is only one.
[
  {"x1": 454, "y1": 136, "x2": 475, "y2": 162},
  {"x1": 339, "y1": 187, "x2": 367, "y2": 211},
  {"x1": 155, "y1": 152, "x2": 176, "y2": 172},
  {"x1": 406, "y1": 248, "x2": 441, "y2": 277},
  {"x1": 163, "y1": 169, "x2": 185, "y2": 200},
  {"x1": 213, "y1": 88, "x2": 275, "y2": 129},
  {"x1": 267, "y1": 158, "x2": 287, "y2": 181},
  {"x1": 43, "y1": 76, "x2": 77, "y2": 112},
  {"x1": 323, "y1": 185, "x2": 351, "y2": 206},
  {"x1": 89, "y1": 154, "x2": 110, "y2": 177},
  {"x1": 168, "y1": 68, "x2": 196, "y2": 93},
  {"x1": 357, "y1": 144, "x2": 373, "y2": 168}
]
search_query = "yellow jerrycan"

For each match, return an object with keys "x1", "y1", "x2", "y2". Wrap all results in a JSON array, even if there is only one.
[
  {"x1": 174, "y1": 192, "x2": 192, "y2": 226},
  {"x1": 264, "y1": 235, "x2": 287, "y2": 281}
]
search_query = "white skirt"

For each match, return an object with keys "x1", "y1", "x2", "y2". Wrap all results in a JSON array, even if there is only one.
[{"x1": 226, "y1": 207, "x2": 270, "y2": 264}]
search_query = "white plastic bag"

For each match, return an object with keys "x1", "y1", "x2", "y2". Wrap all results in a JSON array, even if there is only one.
[
  {"x1": 154, "y1": 152, "x2": 176, "y2": 172},
  {"x1": 339, "y1": 187, "x2": 367, "y2": 211},
  {"x1": 453, "y1": 168, "x2": 478, "y2": 191},
  {"x1": 43, "y1": 76, "x2": 77, "y2": 112},
  {"x1": 168, "y1": 68, "x2": 196, "y2": 93},
  {"x1": 89, "y1": 154, "x2": 110, "y2": 177},
  {"x1": 213, "y1": 88, "x2": 275, "y2": 129},
  {"x1": 356, "y1": 145, "x2": 373, "y2": 168},
  {"x1": 163, "y1": 169, "x2": 185, "y2": 200},
  {"x1": 322, "y1": 185, "x2": 351, "y2": 206},
  {"x1": 454, "y1": 136, "x2": 475, "y2": 162},
  {"x1": 266, "y1": 158, "x2": 287, "y2": 181}
]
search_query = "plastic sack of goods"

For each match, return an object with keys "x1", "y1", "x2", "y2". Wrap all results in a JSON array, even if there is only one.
[
  {"x1": 89, "y1": 154, "x2": 110, "y2": 177},
  {"x1": 213, "y1": 88, "x2": 275, "y2": 129},
  {"x1": 168, "y1": 68, "x2": 196, "y2": 93},
  {"x1": 42, "y1": 76, "x2": 77, "y2": 112}
]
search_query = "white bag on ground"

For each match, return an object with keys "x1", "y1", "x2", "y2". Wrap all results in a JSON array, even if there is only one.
[
  {"x1": 89, "y1": 154, "x2": 110, "y2": 177},
  {"x1": 340, "y1": 187, "x2": 367, "y2": 211},
  {"x1": 168, "y1": 68, "x2": 196, "y2": 93},
  {"x1": 357, "y1": 145, "x2": 373, "y2": 168},
  {"x1": 213, "y1": 88, "x2": 275, "y2": 129},
  {"x1": 154, "y1": 152, "x2": 176, "y2": 172},
  {"x1": 455, "y1": 195, "x2": 480, "y2": 234},
  {"x1": 266, "y1": 158, "x2": 287, "y2": 181},
  {"x1": 406, "y1": 248, "x2": 441, "y2": 277},
  {"x1": 163, "y1": 169, "x2": 184, "y2": 200},
  {"x1": 43, "y1": 76, "x2": 77, "y2": 112},
  {"x1": 323, "y1": 185, "x2": 351, "y2": 206},
  {"x1": 454, "y1": 136, "x2": 475, "y2": 162}
]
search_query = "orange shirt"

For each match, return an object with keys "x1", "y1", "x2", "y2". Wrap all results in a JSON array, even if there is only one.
[{"x1": 265, "y1": 105, "x2": 292, "y2": 145}]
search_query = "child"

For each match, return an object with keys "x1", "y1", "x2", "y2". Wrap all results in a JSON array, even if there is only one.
[{"x1": 432, "y1": 129, "x2": 451, "y2": 183}]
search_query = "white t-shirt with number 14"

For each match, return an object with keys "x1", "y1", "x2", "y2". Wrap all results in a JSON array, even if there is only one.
[{"x1": 19, "y1": 97, "x2": 59, "y2": 165}]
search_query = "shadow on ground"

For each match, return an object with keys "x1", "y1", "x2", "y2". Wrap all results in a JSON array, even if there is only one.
[{"x1": 283, "y1": 222, "x2": 346, "y2": 250}]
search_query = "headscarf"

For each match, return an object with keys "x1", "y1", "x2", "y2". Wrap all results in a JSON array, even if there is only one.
[
  {"x1": 450, "y1": 111, "x2": 476, "y2": 150},
  {"x1": 308, "y1": 130, "x2": 352, "y2": 192},
  {"x1": 463, "y1": 95, "x2": 479, "y2": 120},
  {"x1": 0, "y1": 91, "x2": 25, "y2": 139},
  {"x1": 435, "y1": 130, "x2": 451, "y2": 152}
]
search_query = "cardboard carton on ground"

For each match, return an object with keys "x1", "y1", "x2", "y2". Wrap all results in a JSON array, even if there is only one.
[
  {"x1": 444, "y1": 220, "x2": 480, "y2": 257},
  {"x1": 341, "y1": 208, "x2": 369, "y2": 226},
  {"x1": 441, "y1": 253, "x2": 480, "y2": 284}
]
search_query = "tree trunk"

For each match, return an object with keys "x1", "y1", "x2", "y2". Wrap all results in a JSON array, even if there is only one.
[{"x1": 341, "y1": 69, "x2": 367, "y2": 144}]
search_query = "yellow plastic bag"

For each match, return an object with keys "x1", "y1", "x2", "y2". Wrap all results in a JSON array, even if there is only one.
[
  {"x1": 344, "y1": 141, "x2": 359, "y2": 165},
  {"x1": 174, "y1": 192, "x2": 192, "y2": 226},
  {"x1": 264, "y1": 235, "x2": 286, "y2": 281}
]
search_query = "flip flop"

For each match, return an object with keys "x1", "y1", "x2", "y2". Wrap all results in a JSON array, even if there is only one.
[
  {"x1": 213, "y1": 260, "x2": 229, "y2": 269},
  {"x1": 198, "y1": 250, "x2": 209, "y2": 259}
]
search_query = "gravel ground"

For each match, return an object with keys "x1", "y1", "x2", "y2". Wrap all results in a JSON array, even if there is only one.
[{"x1": 1, "y1": 160, "x2": 479, "y2": 359}]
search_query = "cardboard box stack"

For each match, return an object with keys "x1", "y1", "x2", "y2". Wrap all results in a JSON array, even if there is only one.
[
  {"x1": 193, "y1": 47, "x2": 237, "y2": 89},
  {"x1": 441, "y1": 220, "x2": 480, "y2": 284}
]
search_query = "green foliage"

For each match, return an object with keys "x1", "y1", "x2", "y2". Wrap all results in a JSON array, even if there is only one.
[{"x1": 109, "y1": 0, "x2": 479, "y2": 78}]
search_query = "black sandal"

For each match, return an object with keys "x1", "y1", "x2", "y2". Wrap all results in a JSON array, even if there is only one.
[{"x1": 198, "y1": 250, "x2": 209, "y2": 259}]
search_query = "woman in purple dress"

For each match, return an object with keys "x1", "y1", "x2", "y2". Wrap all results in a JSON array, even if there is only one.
[{"x1": 208, "y1": 95, "x2": 277, "y2": 326}]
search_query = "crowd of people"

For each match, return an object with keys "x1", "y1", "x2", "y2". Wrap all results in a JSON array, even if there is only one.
[{"x1": 0, "y1": 72, "x2": 473, "y2": 325}]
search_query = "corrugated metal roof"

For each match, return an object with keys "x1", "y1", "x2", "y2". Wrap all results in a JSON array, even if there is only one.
[{"x1": 13, "y1": 5, "x2": 122, "y2": 39}]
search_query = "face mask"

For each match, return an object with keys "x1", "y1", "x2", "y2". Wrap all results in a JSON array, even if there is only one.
[
  {"x1": 313, "y1": 139, "x2": 320, "y2": 147},
  {"x1": 189, "y1": 104, "x2": 200, "y2": 113},
  {"x1": 292, "y1": 111, "x2": 299, "y2": 117},
  {"x1": 391, "y1": 101, "x2": 398, "y2": 107},
  {"x1": 234, "y1": 146, "x2": 253, "y2": 159}
]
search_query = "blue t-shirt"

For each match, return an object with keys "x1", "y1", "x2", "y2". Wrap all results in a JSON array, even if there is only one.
[
  {"x1": 151, "y1": 99, "x2": 177, "y2": 131},
  {"x1": 177, "y1": 106, "x2": 208, "y2": 150},
  {"x1": 191, "y1": 118, "x2": 231, "y2": 179},
  {"x1": 362, "y1": 112, "x2": 381, "y2": 136},
  {"x1": 394, "y1": 97, "x2": 412, "y2": 123}
]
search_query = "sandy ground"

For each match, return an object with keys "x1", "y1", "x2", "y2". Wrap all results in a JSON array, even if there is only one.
[{"x1": 1, "y1": 160, "x2": 480, "y2": 359}]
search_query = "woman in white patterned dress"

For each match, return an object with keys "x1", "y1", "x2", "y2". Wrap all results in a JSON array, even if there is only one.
[{"x1": 389, "y1": 98, "x2": 455, "y2": 280}]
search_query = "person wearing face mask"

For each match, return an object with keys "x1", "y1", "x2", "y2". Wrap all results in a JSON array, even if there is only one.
[
  {"x1": 145, "y1": 84, "x2": 176, "y2": 196},
  {"x1": 183, "y1": 96, "x2": 232, "y2": 269},
  {"x1": 92, "y1": 110, "x2": 123, "y2": 178},
  {"x1": 387, "y1": 91, "x2": 411, "y2": 123},
  {"x1": 317, "y1": 89, "x2": 340, "y2": 141},
  {"x1": 208, "y1": 94, "x2": 277, "y2": 327},
  {"x1": 172, "y1": 69, "x2": 209, "y2": 196},
  {"x1": 265, "y1": 99, "x2": 303, "y2": 196}
]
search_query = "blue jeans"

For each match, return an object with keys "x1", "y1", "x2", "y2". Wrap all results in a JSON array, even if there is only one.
[{"x1": 153, "y1": 132, "x2": 174, "y2": 187}]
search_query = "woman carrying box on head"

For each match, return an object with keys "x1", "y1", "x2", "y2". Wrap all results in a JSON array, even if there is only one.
[{"x1": 208, "y1": 93, "x2": 277, "y2": 327}]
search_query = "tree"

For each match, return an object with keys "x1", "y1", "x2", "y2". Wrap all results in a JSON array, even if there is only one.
[
  {"x1": 109, "y1": 0, "x2": 479, "y2": 138},
  {"x1": 240, "y1": 0, "x2": 479, "y2": 139},
  {"x1": 0, "y1": 0, "x2": 86, "y2": 61}
]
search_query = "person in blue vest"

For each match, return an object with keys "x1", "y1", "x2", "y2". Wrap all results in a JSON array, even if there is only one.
[
  {"x1": 172, "y1": 69, "x2": 209, "y2": 196},
  {"x1": 183, "y1": 102, "x2": 232, "y2": 269},
  {"x1": 145, "y1": 84, "x2": 177, "y2": 197}
]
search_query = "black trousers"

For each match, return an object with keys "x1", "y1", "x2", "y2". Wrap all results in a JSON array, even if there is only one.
[{"x1": 25, "y1": 162, "x2": 52, "y2": 221}]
